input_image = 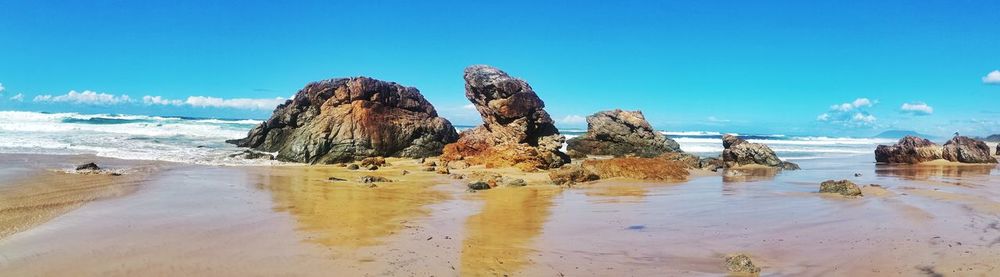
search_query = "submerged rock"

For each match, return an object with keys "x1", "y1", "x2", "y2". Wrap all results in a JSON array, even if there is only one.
[
  {"x1": 75, "y1": 162, "x2": 101, "y2": 171},
  {"x1": 566, "y1": 109, "x2": 681, "y2": 157},
  {"x1": 549, "y1": 165, "x2": 601, "y2": 185},
  {"x1": 440, "y1": 65, "x2": 569, "y2": 171},
  {"x1": 941, "y1": 136, "x2": 997, "y2": 163},
  {"x1": 819, "y1": 180, "x2": 863, "y2": 197},
  {"x1": 228, "y1": 77, "x2": 458, "y2": 164},
  {"x1": 724, "y1": 253, "x2": 761, "y2": 274},
  {"x1": 359, "y1": 175, "x2": 392, "y2": 183},
  {"x1": 721, "y1": 134, "x2": 798, "y2": 170},
  {"x1": 228, "y1": 150, "x2": 275, "y2": 160},
  {"x1": 467, "y1": 181, "x2": 491, "y2": 191},
  {"x1": 874, "y1": 136, "x2": 943, "y2": 164}
]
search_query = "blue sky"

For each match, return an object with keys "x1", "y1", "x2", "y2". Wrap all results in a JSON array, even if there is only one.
[{"x1": 1, "y1": 0, "x2": 998, "y2": 136}]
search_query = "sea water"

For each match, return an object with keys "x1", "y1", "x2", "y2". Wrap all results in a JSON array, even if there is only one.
[{"x1": 0, "y1": 111, "x2": 896, "y2": 166}]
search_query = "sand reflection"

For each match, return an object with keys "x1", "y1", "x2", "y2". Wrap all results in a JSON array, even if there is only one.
[
  {"x1": 461, "y1": 187, "x2": 558, "y2": 276},
  {"x1": 259, "y1": 166, "x2": 448, "y2": 248}
]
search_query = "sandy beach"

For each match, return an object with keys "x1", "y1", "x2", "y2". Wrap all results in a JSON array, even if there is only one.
[{"x1": 1, "y1": 153, "x2": 998, "y2": 276}]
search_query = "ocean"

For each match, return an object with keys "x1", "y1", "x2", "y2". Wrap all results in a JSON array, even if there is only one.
[{"x1": 0, "y1": 111, "x2": 896, "y2": 165}]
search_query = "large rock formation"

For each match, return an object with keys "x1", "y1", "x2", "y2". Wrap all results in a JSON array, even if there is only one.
[
  {"x1": 721, "y1": 134, "x2": 798, "y2": 169},
  {"x1": 228, "y1": 77, "x2": 458, "y2": 164},
  {"x1": 566, "y1": 109, "x2": 681, "y2": 157},
  {"x1": 941, "y1": 136, "x2": 997, "y2": 163},
  {"x1": 874, "y1": 136, "x2": 943, "y2": 164},
  {"x1": 441, "y1": 65, "x2": 569, "y2": 171}
]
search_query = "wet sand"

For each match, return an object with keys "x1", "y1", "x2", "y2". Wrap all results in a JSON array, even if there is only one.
[{"x1": 1, "y1": 154, "x2": 999, "y2": 276}]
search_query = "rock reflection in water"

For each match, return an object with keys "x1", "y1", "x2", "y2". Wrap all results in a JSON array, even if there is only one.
[
  {"x1": 258, "y1": 166, "x2": 448, "y2": 248},
  {"x1": 461, "y1": 187, "x2": 557, "y2": 276},
  {"x1": 722, "y1": 167, "x2": 779, "y2": 183},
  {"x1": 875, "y1": 164, "x2": 995, "y2": 180}
]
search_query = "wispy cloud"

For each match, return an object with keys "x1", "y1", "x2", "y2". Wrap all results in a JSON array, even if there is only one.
[
  {"x1": 983, "y1": 70, "x2": 1000, "y2": 85},
  {"x1": 818, "y1": 97, "x2": 878, "y2": 127},
  {"x1": 33, "y1": 90, "x2": 131, "y2": 105},
  {"x1": 9, "y1": 93, "x2": 23, "y2": 102},
  {"x1": 0, "y1": 82, "x2": 5, "y2": 94},
  {"x1": 900, "y1": 102, "x2": 934, "y2": 115},
  {"x1": 462, "y1": 104, "x2": 476, "y2": 110},
  {"x1": 706, "y1": 116, "x2": 730, "y2": 123},
  {"x1": 142, "y1": 95, "x2": 183, "y2": 106},
  {"x1": 559, "y1": 115, "x2": 587, "y2": 125},
  {"x1": 183, "y1": 96, "x2": 286, "y2": 110}
]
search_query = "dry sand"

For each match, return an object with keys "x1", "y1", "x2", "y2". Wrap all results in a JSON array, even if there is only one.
[{"x1": 1, "y1": 154, "x2": 999, "y2": 276}]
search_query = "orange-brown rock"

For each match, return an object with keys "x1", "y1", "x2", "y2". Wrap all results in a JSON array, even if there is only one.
[
  {"x1": 581, "y1": 157, "x2": 690, "y2": 181},
  {"x1": 229, "y1": 77, "x2": 458, "y2": 164},
  {"x1": 441, "y1": 65, "x2": 569, "y2": 170}
]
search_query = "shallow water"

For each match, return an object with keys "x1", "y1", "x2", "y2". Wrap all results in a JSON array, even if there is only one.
[{"x1": 1, "y1": 154, "x2": 999, "y2": 276}]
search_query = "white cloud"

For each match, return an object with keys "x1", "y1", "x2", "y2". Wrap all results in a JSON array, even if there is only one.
[
  {"x1": 33, "y1": 90, "x2": 132, "y2": 105},
  {"x1": 900, "y1": 102, "x2": 934, "y2": 115},
  {"x1": 852, "y1": 112, "x2": 876, "y2": 123},
  {"x1": 9, "y1": 93, "x2": 23, "y2": 102},
  {"x1": 830, "y1": 98, "x2": 875, "y2": 112},
  {"x1": 461, "y1": 104, "x2": 476, "y2": 110},
  {"x1": 184, "y1": 96, "x2": 287, "y2": 110},
  {"x1": 559, "y1": 115, "x2": 587, "y2": 125},
  {"x1": 983, "y1": 70, "x2": 1000, "y2": 84},
  {"x1": 142, "y1": 95, "x2": 184, "y2": 106},
  {"x1": 817, "y1": 98, "x2": 878, "y2": 127}
]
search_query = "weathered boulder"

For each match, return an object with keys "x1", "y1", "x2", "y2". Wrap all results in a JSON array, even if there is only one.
[
  {"x1": 819, "y1": 180, "x2": 863, "y2": 197},
  {"x1": 228, "y1": 77, "x2": 458, "y2": 164},
  {"x1": 441, "y1": 65, "x2": 569, "y2": 171},
  {"x1": 581, "y1": 157, "x2": 689, "y2": 181},
  {"x1": 874, "y1": 136, "x2": 942, "y2": 164},
  {"x1": 566, "y1": 109, "x2": 681, "y2": 157},
  {"x1": 941, "y1": 136, "x2": 998, "y2": 163},
  {"x1": 721, "y1": 134, "x2": 798, "y2": 170},
  {"x1": 548, "y1": 165, "x2": 600, "y2": 185},
  {"x1": 76, "y1": 162, "x2": 101, "y2": 171}
]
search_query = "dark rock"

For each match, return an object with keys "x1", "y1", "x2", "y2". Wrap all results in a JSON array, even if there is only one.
[
  {"x1": 820, "y1": 180, "x2": 863, "y2": 197},
  {"x1": 440, "y1": 65, "x2": 569, "y2": 171},
  {"x1": 721, "y1": 134, "x2": 789, "y2": 169},
  {"x1": 76, "y1": 162, "x2": 101, "y2": 171},
  {"x1": 228, "y1": 150, "x2": 275, "y2": 160},
  {"x1": 228, "y1": 77, "x2": 458, "y2": 164},
  {"x1": 347, "y1": 164, "x2": 360, "y2": 170},
  {"x1": 941, "y1": 136, "x2": 997, "y2": 163},
  {"x1": 699, "y1": 157, "x2": 724, "y2": 172},
  {"x1": 422, "y1": 166, "x2": 436, "y2": 172},
  {"x1": 401, "y1": 170, "x2": 410, "y2": 175},
  {"x1": 359, "y1": 175, "x2": 392, "y2": 183},
  {"x1": 423, "y1": 161, "x2": 437, "y2": 167},
  {"x1": 328, "y1": 177, "x2": 347, "y2": 182},
  {"x1": 779, "y1": 161, "x2": 800, "y2": 170},
  {"x1": 467, "y1": 181, "x2": 491, "y2": 190},
  {"x1": 724, "y1": 253, "x2": 761, "y2": 274},
  {"x1": 367, "y1": 164, "x2": 379, "y2": 170},
  {"x1": 874, "y1": 136, "x2": 943, "y2": 164},
  {"x1": 548, "y1": 165, "x2": 600, "y2": 185},
  {"x1": 566, "y1": 109, "x2": 681, "y2": 157}
]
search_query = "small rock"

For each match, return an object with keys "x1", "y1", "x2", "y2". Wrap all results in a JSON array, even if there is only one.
[
  {"x1": 228, "y1": 150, "x2": 275, "y2": 160},
  {"x1": 779, "y1": 161, "x2": 800, "y2": 170},
  {"x1": 724, "y1": 253, "x2": 761, "y2": 274},
  {"x1": 360, "y1": 157, "x2": 387, "y2": 167},
  {"x1": 467, "y1": 181, "x2": 491, "y2": 191},
  {"x1": 76, "y1": 162, "x2": 101, "y2": 171},
  {"x1": 328, "y1": 177, "x2": 347, "y2": 181},
  {"x1": 347, "y1": 164, "x2": 360, "y2": 170},
  {"x1": 359, "y1": 175, "x2": 392, "y2": 183},
  {"x1": 401, "y1": 170, "x2": 410, "y2": 175},
  {"x1": 820, "y1": 179, "x2": 863, "y2": 197},
  {"x1": 854, "y1": 173, "x2": 862, "y2": 177},
  {"x1": 451, "y1": 174, "x2": 465, "y2": 180},
  {"x1": 505, "y1": 178, "x2": 527, "y2": 187},
  {"x1": 436, "y1": 166, "x2": 450, "y2": 174},
  {"x1": 423, "y1": 161, "x2": 437, "y2": 167},
  {"x1": 367, "y1": 164, "x2": 379, "y2": 170},
  {"x1": 422, "y1": 166, "x2": 436, "y2": 172}
]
